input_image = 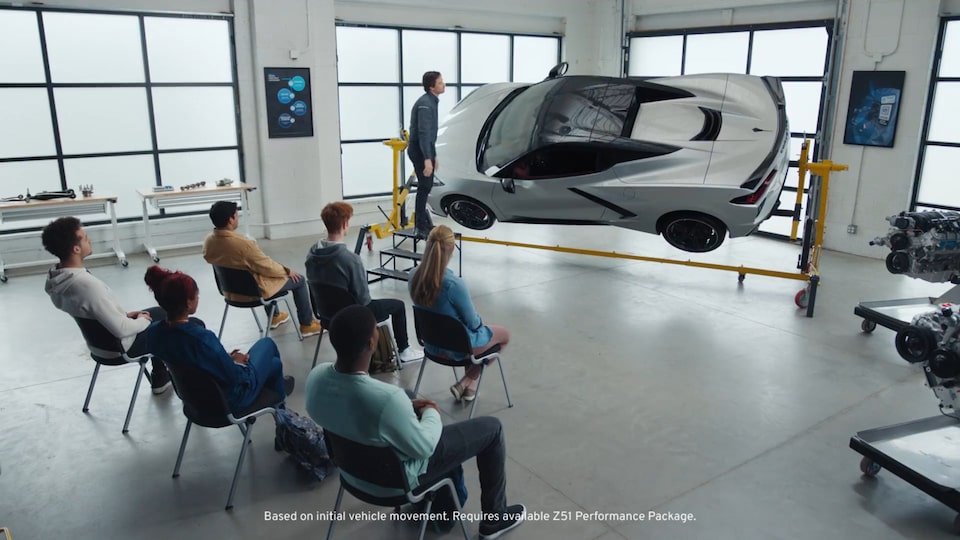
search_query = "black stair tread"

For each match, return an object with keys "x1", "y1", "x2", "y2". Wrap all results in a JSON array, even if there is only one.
[
  {"x1": 392, "y1": 228, "x2": 462, "y2": 239},
  {"x1": 367, "y1": 267, "x2": 411, "y2": 281},
  {"x1": 381, "y1": 248, "x2": 422, "y2": 261}
]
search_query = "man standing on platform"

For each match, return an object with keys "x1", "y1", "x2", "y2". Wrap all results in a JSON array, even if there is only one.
[{"x1": 408, "y1": 70, "x2": 446, "y2": 239}]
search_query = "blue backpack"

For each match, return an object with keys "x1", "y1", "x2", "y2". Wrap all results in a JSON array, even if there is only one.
[{"x1": 274, "y1": 408, "x2": 332, "y2": 481}]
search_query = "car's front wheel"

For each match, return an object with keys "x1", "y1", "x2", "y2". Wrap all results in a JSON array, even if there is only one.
[
  {"x1": 658, "y1": 212, "x2": 727, "y2": 253},
  {"x1": 443, "y1": 196, "x2": 497, "y2": 230}
]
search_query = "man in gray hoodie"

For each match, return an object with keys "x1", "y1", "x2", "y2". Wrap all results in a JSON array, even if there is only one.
[
  {"x1": 42, "y1": 217, "x2": 172, "y2": 394},
  {"x1": 305, "y1": 202, "x2": 423, "y2": 364}
]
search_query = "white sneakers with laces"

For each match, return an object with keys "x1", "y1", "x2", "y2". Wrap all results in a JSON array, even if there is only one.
[{"x1": 398, "y1": 346, "x2": 424, "y2": 364}]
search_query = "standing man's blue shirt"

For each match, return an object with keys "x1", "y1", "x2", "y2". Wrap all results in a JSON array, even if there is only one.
[{"x1": 409, "y1": 92, "x2": 439, "y2": 159}]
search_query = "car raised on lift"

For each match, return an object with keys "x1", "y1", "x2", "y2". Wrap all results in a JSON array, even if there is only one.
[{"x1": 427, "y1": 64, "x2": 789, "y2": 253}]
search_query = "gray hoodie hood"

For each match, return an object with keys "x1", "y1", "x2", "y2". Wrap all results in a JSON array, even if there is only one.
[{"x1": 304, "y1": 239, "x2": 371, "y2": 306}]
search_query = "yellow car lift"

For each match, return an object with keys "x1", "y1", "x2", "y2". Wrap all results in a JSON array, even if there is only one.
[{"x1": 457, "y1": 141, "x2": 846, "y2": 317}]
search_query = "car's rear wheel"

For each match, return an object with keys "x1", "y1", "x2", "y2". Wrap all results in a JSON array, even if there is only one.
[
  {"x1": 659, "y1": 212, "x2": 727, "y2": 253},
  {"x1": 444, "y1": 196, "x2": 497, "y2": 230}
]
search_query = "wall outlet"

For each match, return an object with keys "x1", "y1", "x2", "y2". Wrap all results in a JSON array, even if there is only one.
[{"x1": 847, "y1": 224, "x2": 858, "y2": 234}]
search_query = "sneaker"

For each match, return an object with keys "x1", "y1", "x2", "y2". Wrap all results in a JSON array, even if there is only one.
[
  {"x1": 479, "y1": 504, "x2": 526, "y2": 539},
  {"x1": 151, "y1": 365, "x2": 172, "y2": 395},
  {"x1": 300, "y1": 320, "x2": 322, "y2": 338},
  {"x1": 270, "y1": 312, "x2": 290, "y2": 329},
  {"x1": 461, "y1": 386, "x2": 477, "y2": 402},
  {"x1": 283, "y1": 375, "x2": 295, "y2": 395},
  {"x1": 398, "y1": 346, "x2": 424, "y2": 364}
]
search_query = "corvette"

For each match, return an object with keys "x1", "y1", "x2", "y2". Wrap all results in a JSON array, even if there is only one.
[{"x1": 427, "y1": 66, "x2": 789, "y2": 252}]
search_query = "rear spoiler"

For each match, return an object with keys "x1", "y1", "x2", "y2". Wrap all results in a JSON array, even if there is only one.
[{"x1": 741, "y1": 76, "x2": 788, "y2": 190}]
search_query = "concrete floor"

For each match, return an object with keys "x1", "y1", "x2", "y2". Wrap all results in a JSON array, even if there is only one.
[{"x1": 0, "y1": 220, "x2": 956, "y2": 539}]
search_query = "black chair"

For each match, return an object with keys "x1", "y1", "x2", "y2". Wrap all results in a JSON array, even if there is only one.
[
  {"x1": 211, "y1": 265, "x2": 302, "y2": 341},
  {"x1": 164, "y1": 359, "x2": 282, "y2": 510},
  {"x1": 412, "y1": 306, "x2": 513, "y2": 419},
  {"x1": 73, "y1": 317, "x2": 151, "y2": 434},
  {"x1": 307, "y1": 281, "x2": 399, "y2": 369},
  {"x1": 323, "y1": 430, "x2": 469, "y2": 540}
]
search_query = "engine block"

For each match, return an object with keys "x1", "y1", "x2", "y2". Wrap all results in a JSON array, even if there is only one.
[
  {"x1": 895, "y1": 306, "x2": 960, "y2": 411},
  {"x1": 871, "y1": 211, "x2": 960, "y2": 283}
]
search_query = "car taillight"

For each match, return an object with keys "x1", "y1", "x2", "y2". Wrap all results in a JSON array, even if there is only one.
[{"x1": 731, "y1": 170, "x2": 776, "y2": 205}]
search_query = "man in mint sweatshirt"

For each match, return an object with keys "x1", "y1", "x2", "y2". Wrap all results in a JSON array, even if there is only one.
[{"x1": 305, "y1": 305, "x2": 525, "y2": 539}]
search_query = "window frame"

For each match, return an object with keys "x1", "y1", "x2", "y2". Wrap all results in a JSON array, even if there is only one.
[{"x1": 0, "y1": 5, "x2": 243, "y2": 233}]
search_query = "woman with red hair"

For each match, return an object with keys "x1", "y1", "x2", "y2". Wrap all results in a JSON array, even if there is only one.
[{"x1": 144, "y1": 265, "x2": 293, "y2": 411}]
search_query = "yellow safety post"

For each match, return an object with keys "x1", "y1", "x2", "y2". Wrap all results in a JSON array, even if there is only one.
[{"x1": 366, "y1": 130, "x2": 416, "y2": 240}]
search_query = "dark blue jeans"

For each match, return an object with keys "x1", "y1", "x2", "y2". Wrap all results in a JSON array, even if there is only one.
[{"x1": 235, "y1": 337, "x2": 286, "y2": 409}]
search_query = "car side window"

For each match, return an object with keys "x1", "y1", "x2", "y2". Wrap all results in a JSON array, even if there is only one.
[{"x1": 508, "y1": 145, "x2": 601, "y2": 179}]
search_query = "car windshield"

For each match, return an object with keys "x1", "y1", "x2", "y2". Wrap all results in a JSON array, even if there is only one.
[{"x1": 479, "y1": 77, "x2": 640, "y2": 174}]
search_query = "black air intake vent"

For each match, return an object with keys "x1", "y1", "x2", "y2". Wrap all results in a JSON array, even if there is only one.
[{"x1": 693, "y1": 107, "x2": 722, "y2": 141}]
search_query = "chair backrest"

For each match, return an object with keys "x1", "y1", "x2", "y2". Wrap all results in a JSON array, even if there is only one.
[
  {"x1": 323, "y1": 430, "x2": 411, "y2": 491},
  {"x1": 212, "y1": 265, "x2": 262, "y2": 299},
  {"x1": 73, "y1": 316, "x2": 125, "y2": 355},
  {"x1": 412, "y1": 306, "x2": 473, "y2": 355},
  {"x1": 308, "y1": 281, "x2": 360, "y2": 322},
  {"x1": 162, "y1": 359, "x2": 233, "y2": 427}
]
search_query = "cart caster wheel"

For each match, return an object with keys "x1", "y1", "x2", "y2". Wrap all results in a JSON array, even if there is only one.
[
  {"x1": 0, "y1": 275, "x2": 7, "y2": 283},
  {"x1": 860, "y1": 457, "x2": 881, "y2": 477},
  {"x1": 152, "y1": 256, "x2": 160, "y2": 263},
  {"x1": 120, "y1": 259, "x2": 129, "y2": 268},
  {"x1": 738, "y1": 273, "x2": 746, "y2": 283},
  {"x1": 795, "y1": 289, "x2": 809, "y2": 309},
  {"x1": 861, "y1": 320, "x2": 877, "y2": 333}
]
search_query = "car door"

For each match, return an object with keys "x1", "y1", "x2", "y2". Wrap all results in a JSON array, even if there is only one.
[{"x1": 489, "y1": 145, "x2": 609, "y2": 222}]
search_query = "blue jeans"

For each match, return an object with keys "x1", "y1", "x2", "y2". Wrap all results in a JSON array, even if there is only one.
[
  {"x1": 267, "y1": 276, "x2": 314, "y2": 326},
  {"x1": 235, "y1": 337, "x2": 286, "y2": 409}
]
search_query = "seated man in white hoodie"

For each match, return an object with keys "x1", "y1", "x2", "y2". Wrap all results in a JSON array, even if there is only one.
[{"x1": 42, "y1": 216, "x2": 172, "y2": 394}]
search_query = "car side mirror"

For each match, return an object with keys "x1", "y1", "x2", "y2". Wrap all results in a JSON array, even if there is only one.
[{"x1": 501, "y1": 178, "x2": 516, "y2": 194}]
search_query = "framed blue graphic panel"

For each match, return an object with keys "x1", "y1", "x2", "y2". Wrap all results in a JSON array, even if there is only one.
[
  {"x1": 843, "y1": 70, "x2": 904, "y2": 148},
  {"x1": 264, "y1": 67, "x2": 314, "y2": 138}
]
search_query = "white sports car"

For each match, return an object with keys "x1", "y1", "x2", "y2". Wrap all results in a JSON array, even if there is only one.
[{"x1": 428, "y1": 66, "x2": 789, "y2": 252}]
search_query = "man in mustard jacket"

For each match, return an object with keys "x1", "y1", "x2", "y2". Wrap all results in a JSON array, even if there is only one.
[{"x1": 202, "y1": 201, "x2": 321, "y2": 337}]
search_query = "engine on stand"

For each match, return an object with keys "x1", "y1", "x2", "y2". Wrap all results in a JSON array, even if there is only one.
[
  {"x1": 896, "y1": 306, "x2": 960, "y2": 411},
  {"x1": 871, "y1": 211, "x2": 960, "y2": 283}
]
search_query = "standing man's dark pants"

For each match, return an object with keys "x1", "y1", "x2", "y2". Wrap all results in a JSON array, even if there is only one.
[
  {"x1": 409, "y1": 148, "x2": 435, "y2": 233},
  {"x1": 416, "y1": 416, "x2": 508, "y2": 517},
  {"x1": 367, "y1": 298, "x2": 410, "y2": 351}
]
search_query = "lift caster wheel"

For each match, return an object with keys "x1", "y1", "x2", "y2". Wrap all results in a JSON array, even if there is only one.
[
  {"x1": 861, "y1": 320, "x2": 877, "y2": 333},
  {"x1": 795, "y1": 289, "x2": 809, "y2": 309},
  {"x1": 738, "y1": 273, "x2": 746, "y2": 283},
  {"x1": 0, "y1": 275, "x2": 7, "y2": 283},
  {"x1": 859, "y1": 457, "x2": 881, "y2": 477},
  {"x1": 120, "y1": 259, "x2": 129, "y2": 268},
  {"x1": 152, "y1": 256, "x2": 160, "y2": 263}
]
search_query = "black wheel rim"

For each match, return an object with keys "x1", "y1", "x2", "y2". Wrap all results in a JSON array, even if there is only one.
[
  {"x1": 664, "y1": 218, "x2": 722, "y2": 252},
  {"x1": 449, "y1": 200, "x2": 492, "y2": 229}
]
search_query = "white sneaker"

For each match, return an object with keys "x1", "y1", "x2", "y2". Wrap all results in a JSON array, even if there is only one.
[{"x1": 398, "y1": 346, "x2": 424, "y2": 363}]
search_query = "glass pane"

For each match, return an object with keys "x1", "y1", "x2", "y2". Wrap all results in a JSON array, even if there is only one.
[
  {"x1": 336, "y1": 27, "x2": 398, "y2": 83},
  {"x1": 918, "y1": 145, "x2": 960, "y2": 208},
  {"x1": 461, "y1": 34, "x2": 509, "y2": 83},
  {"x1": 63, "y1": 155, "x2": 157, "y2": 220},
  {"x1": 342, "y1": 142, "x2": 395, "y2": 198},
  {"x1": 790, "y1": 138, "x2": 805, "y2": 162},
  {"x1": 43, "y1": 12, "x2": 144, "y2": 83},
  {"x1": 782, "y1": 81, "x2": 822, "y2": 135},
  {"x1": 514, "y1": 36, "x2": 559, "y2": 83},
  {"x1": 152, "y1": 87, "x2": 238, "y2": 150},
  {"x1": 0, "y1": 10, "x2": 45, "y2": 83},
  {"x1": 927, "y1": 82, "x2": 960, "y2": 142},
  {"x1": 403, "y1": 86, "x2": 455, "y2": 133},
  {"x1": 55, "y1": 88, "x2": 153, "y2": 154},
  {"x1": 628, "y1": 36, "x2": 682, "y2": 77},
  {"x1": 159, "y1": 150, "x2": 241, "y2": 214},
  {"x1": 402, "y1": 30, "x2": 457, "y2": 84},
  {"x1": 750, "y1": 27, "x2": 828, "y2": 77},
  {"x1": 684, "y1": 32, "x2": 748, "y2": 75},
  {"x1": 338, "y1": 87, "x2": 401, "y2": 140},
  {"x1": 0, "y1": 89, "x2": 56, "y2": 159},
  {"x1": 145, "y1": 17, "x2": 233, "y2": 83},
  {"x1": 940, "y1": 21, "x2": 960, "y2": 77},
  {"x1": 0, "y1": 160, "x2": 64, "y2": 231}
]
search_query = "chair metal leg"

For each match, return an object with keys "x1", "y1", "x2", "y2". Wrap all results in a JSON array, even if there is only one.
[
  {"x1": 237, "y1": 423, "x2": 248, "y2": 437},
  {"x1": 173, "y1": 421, "x2": 192, "y2": 477},
  {"x1": 413, "y1": 358, "x2": 428, "y2": 395},
  {"x1": 417, "y1": 499, "x2": 434, "y2": 540},
  {"x1": 262, "y1": 303, "x2": 274, "y2": 339},
  {"x1": 122, "y1": 361, "x2": 147, "y2": 434},
  {"x1": 217, "y1": 304, "x2": 229, "y2": 340},
  {"x1": 451, "y1": 367, "x2": 459, "y2": 384},
  {"x1": 283, "y1": 298, "x2": 303, "y2": 341},
  {"x1": 326, "y1": 484, "x2": 345, "y2": 540},
  {"x1": 451, "y1": 483, "x2": 470, "y2": 540},
  {"x1": 496, "y1": 357, "x2": 514, "y2": 408},
  {"x1": 226, "y1": 420, "x2": 254, "y2": 510},
  {"x1": 311, "y1": 330, "x2": 325, "y2": 369},
  {"x1": 82, "y1": 363, "x2": 101, "y2": 412},
  {"x1": 469, "y1": 368, "x2": 485, "y2": 419}
]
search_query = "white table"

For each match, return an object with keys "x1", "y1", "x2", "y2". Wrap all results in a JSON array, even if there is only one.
[
  {"x1": 0, "y1": 195, "x2": 126, "y2": 282},
  {"x1": 137, "y1": 183, "x2": 254, "y2": 262}
]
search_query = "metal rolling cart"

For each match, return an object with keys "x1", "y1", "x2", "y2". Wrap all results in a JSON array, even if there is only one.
[{"x1": 855, "y1": 284, "x2": 960, "y2": 334}]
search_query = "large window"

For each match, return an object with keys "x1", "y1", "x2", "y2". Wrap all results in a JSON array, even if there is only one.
[
  {"x1": 336, "y1": 24, "x2": 561, "y2": 198},
  {"x1": 914, "y1": 18, "x2": 960, "y2": 211},
  {"x1": 627, "y1": 22, "x2": 832, "y2": 239},
  {"x1": 0, "y1": 7, "x2": 241, "y2": 230}
]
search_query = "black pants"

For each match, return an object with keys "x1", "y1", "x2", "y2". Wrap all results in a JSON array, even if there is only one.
[
  {"x1": 366, "y1": 298, "x2": 409, "y2": 351},
  {"x1": 409, "y1": 149, "x2": 435, "y2": 231}
]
